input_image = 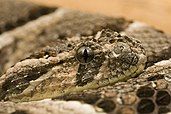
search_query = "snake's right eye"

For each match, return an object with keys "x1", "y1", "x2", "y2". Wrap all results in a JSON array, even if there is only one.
[{"x1": 75, "y1": 46, "x2": 94, "y2": 64}]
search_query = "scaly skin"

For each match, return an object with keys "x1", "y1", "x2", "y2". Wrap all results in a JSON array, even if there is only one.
[
  {"x1": 0, "y1": 9, "x2": 171, "y2": 114},
  {"x1": 0, "y1": 29, "x2": 146, "y2": 102},
  {"x1": 57, "y1": 58, "x2": 171, "y2": 114},
  {"x1": 0, "y1": 58, "x2": 170, "y2": 114},
  {"x1": 0, "y1": 8, "x2": 130, "y2": 75}
]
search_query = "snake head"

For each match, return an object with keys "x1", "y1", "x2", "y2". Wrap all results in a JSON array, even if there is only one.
[
  {"x1": 75, "y1": 29, "x2": 147, "y2": 87},
  {"x1": 0, "y1": 29, "x2": 147, "y2": 102}
]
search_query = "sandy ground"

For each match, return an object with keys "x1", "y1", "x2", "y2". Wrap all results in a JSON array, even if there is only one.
[{"x1": 26, "y1": 0, "x2": 171, "y2": 34}]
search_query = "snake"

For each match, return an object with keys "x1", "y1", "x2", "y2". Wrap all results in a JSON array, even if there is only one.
[
  {"x1": 0, "y1": 9, "x2": 171, "y2": 114},
  {"x1": 0, "y1": 29, "x2": 147, "y2": 102}
]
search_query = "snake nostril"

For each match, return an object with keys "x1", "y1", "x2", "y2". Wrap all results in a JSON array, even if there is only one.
[
  {"x1": 136, "y1": 86, "x2": 155, "y2": 98},
  {"x1": 156, "y1": 90, "x2": 171, "y2": 106},
  {"x1": 137, "y1": 99, "x2": 155, "y2": 113},
  {"x1": 96, "y1": 98, "x2": 116, "y2": 112}
]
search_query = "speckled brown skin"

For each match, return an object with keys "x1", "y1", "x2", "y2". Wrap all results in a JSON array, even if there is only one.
[
  {"x1": 124, "y1": 22, "x2": 171, "y2": 67},
  {"x1": 0, "y1": 0, "x2": 56, "y2": 34},
  {"x1": 57, "y1": 58, "x2": 171, "y2": 114},
  {"x1": 1, "y1": 9, "x2": 171, "y2": 76},
  {"x1": 0, "y1": 29, "x2": 146, "y2": 102},
  {"x1": 0, "y1": 8, "x2": 131, "y2": 76},
  {"x1": 0, "y1": 57, "x2": 170, "y2": 114},
  {"x1": 0, "y1": 9, "x2": 171, "y2": 114},
  {"x1": 0, "y1": 0, "x2": 56, "y2": 75}
]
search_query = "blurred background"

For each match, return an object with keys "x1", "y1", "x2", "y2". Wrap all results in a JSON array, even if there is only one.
[{"x1": 26, "y1": 0, "x2": 171, "y2": 34}]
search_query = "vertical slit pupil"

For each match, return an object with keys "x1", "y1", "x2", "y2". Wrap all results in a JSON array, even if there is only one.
[
  {"x1": 76, "y1": 45, "x2": 94, "y2": 64},
  {"x1": 83, "y1": 49, "x2": 89, "y2": 63}
]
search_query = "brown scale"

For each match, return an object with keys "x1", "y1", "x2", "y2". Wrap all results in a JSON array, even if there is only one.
[
  {"x1": 56, "y1": 59, "x2": 171, "y2": 114},
  {"x1": 0, "y1": 59, "x2": 60, "y2": 101},
  {"x1": 0, "y1": 9, "x2": 131, "y2": 75},
  {"x1": 76, "y1": 52, "x2": 105, "y2": 86},
  {"x1": 125, "y1": 23, "x2": 171, "y2": 67},
  {"x1": 0, "y1": 0, "x2": 56, "y2": 34}
]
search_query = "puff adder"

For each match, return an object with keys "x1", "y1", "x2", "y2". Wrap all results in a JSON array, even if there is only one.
[{"x1": 0, "y1": 29, "x2": 147, "y2": 102}]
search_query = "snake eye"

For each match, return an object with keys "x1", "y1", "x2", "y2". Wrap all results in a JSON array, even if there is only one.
[{"x1": 76, "y1": 46, "x2": 94, "y2": 64}]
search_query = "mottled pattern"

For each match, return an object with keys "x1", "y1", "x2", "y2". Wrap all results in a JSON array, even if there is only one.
[
  {"x1": 0, "y1": 0, "x2": 56, "y2": 34},
  {"x1": 57, "y1": 58, "x2": 171, "y2": 114},
  {"x1": 0, "y1": 58, "x2": 59, "y2": 100},
  {"x1": 124, "y1": 22, "x2": 171, "y2": 67},
  {"x1": 76, "y1": 52, "x2": 105, "y2": 86},
  {"x1": 0, "y1": 8, "x2": 171, "y2": 114},
  {"x1": 0, "y1": 29, "x2": 146, "y2": 102},
  {"x1": 0, "y1": 8, "x2": 131, "y2": 76}
]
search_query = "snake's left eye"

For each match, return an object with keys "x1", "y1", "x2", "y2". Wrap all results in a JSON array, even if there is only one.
[{"x1": 75, "y1": 46, "x2": 94, "y2": 64}]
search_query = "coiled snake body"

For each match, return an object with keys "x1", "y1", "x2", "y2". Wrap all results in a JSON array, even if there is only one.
[{"x1": 0, "y1": 9, "x2": 171, "y2": 114}]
